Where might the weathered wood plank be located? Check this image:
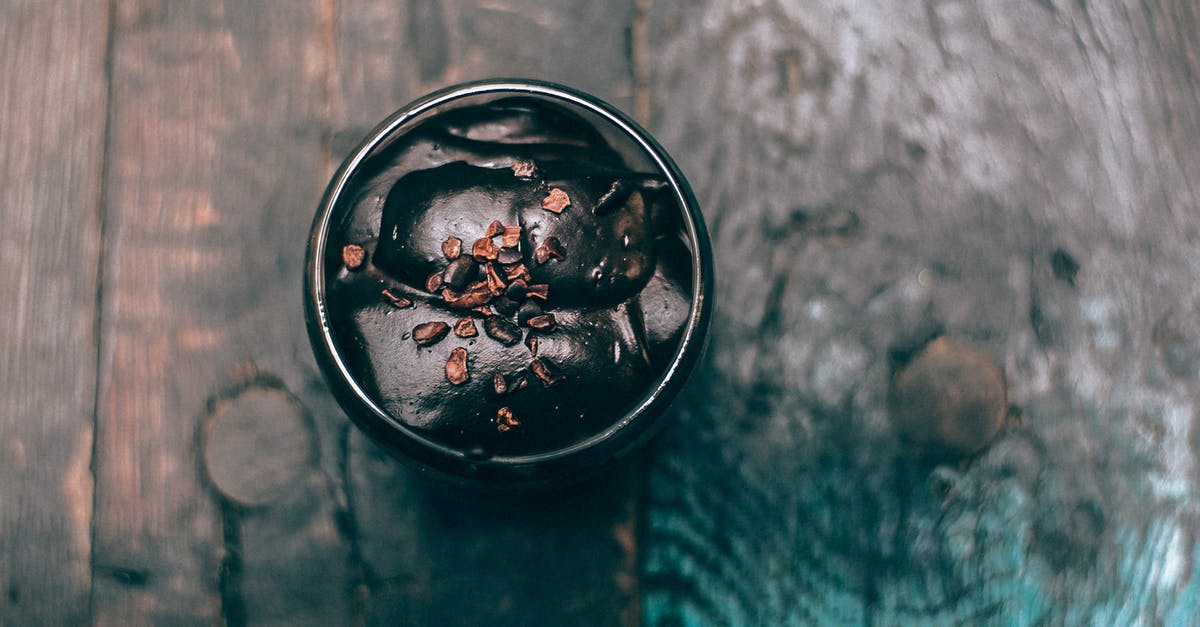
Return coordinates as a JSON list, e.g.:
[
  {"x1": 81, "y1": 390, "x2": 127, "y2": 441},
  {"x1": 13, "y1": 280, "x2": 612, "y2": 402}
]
[
  {"x1": 94, "y1": 1, "x2": 352, "y2": 624},
  {"x1": 0, "y1": 1, "x2": 108, "y2": 624},
  {"x1": 332, "y1": 2, "x2": 641, "y2": 624},
  {"x1": 639, "y1": 0, "x2": 1200, "y2": 624}
]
